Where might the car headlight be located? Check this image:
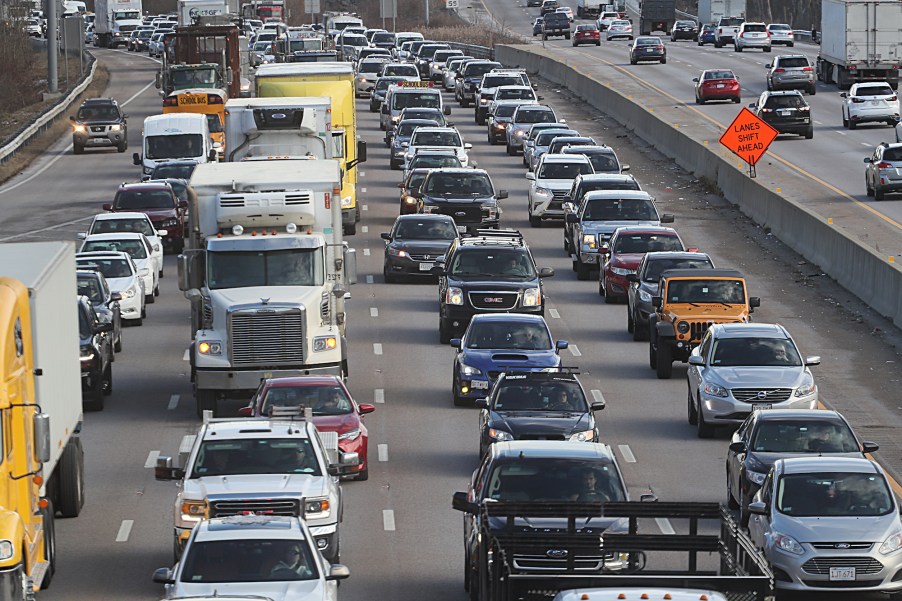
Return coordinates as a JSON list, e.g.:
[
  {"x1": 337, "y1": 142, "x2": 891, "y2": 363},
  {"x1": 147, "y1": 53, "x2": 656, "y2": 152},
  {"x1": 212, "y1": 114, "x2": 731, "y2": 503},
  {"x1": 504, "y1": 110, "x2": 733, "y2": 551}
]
[
  {"x1": 488, "y1": 428, "x2": 514, "y2": 442},
  {"x1": 387, "y1": 247, "x2": 409, "y2": 257},
  {"x1": 338, "y1": 428, "x2": 361, "y2": 441},
  {"x1": 515, "y1": 129, "x2": 526, "y2": 137},
  {"x1": 745, "y1": 470, "x2": 767, "y2": 485},
  {"x1": 161, "y1": 218, "x2": 178, "y2": 228},
  {"x1": 109, "y1": 124, "x2": 121, "y2": 131},
  {"x1": 73, "y1": 124, "x2": 87, "y2": 133},
  {"x1": 703, "y1": 382, "x2": 728, "y2": 398},
  {"x1": 522, "y1": 288, "x2": 541, "y2": 307},
  {"x1": 534, "y1": 187, "x2": 553, "y2": 198},
  {"x1": 459, "y1": 362, "x2": 481, "y2": 376},
  {"x1": 611, "y1": 267, "x2": 633, "y2": 276},
  {"x1": 313, "y1": 335, "x2": 338, "y2": 352},
  {"x1": 638, "y1": 289, "x2": 652, "y2": 302},
  {"x1": 305, "y1": 497, "x2": 331, "y2": 518},
  {"x1": 139, "y1": 268, "x2": 150, "y2": 276},
  {"x1": 0, "y1": 540, "x2": 13, "y2": 561},
  {"x1": 403, "y1": 195, "x2": 417, "y2": 205},
  {"x1": 359, "y1": 77, "x2": 368, "y2": 83},
  {"x1": 391, "y1": 115, "x2": 401, "y2": 122},
  {"x1": 880, "y1": 529, "x2": 902, "y2": 555},
  {"x1": 180, "y1": 500, "x2": 206, "y2": 520},
  {"x1": 773, "y1": 531, "x2": 804, "y2": 555},
  {"x1": 582, "y1": 234, "x2": 597, "y2": 249},
  {"x1": 341, "y1": 195, "x2": 353, "y2": 208},
  {"x1": 446, "y1": 287, "x2": 464, "y2": 305},
  {"x1": 197, "y1": 341, "x2": 222, "y2": 355},
  {"x1": 122, "y1": 284, "x2": 137, "y2": 299},
  {"x1": 480, "y1": 98, "x2": 488, "y2": 105},
  {"x1": 569, "y1": 430, "x2": 595, "y2": 442},
  {"x1": 794, "y1": 374, "x2": 816, "y2": 397}
]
